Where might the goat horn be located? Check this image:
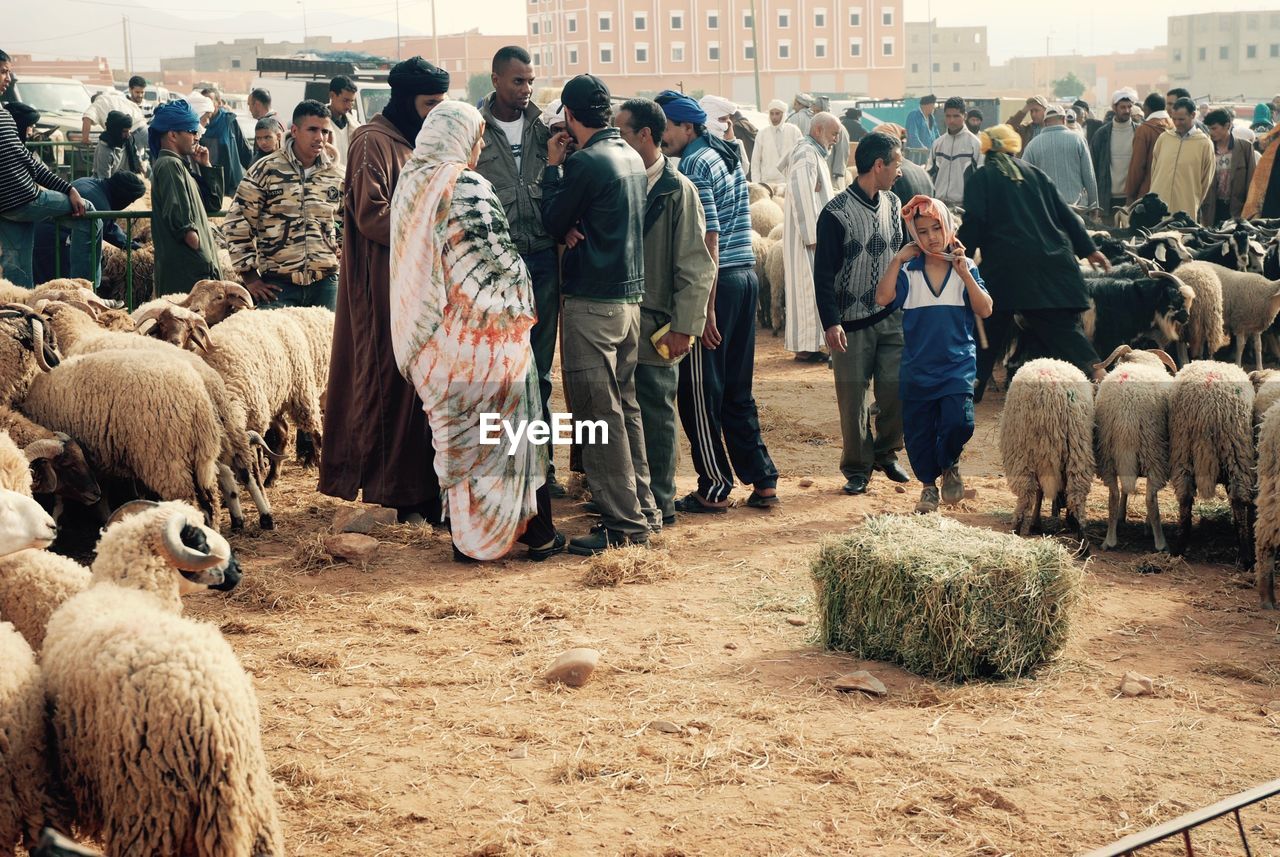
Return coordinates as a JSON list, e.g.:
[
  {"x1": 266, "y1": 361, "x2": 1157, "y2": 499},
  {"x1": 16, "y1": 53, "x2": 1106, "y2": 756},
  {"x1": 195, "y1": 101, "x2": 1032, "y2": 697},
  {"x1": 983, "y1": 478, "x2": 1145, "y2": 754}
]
[
  {"x1": 248, "y1": 430, "x2": 287, "y2": 461},
  {"x1": 23, "y1": 438, "x2": 64, "y2": 461},
  {"x1": 159, "y1": 513, "x2": 229, "y2": 572},
  {"x1": 106, "y1": 499, "x2": 160, "y2": 526},
  {"x1": 1094, "y1": 344, "x2": 1132, "y2": 372},
  {"x1": 1146, "y1": 349, "x2": 1179, "y2": 376}
]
